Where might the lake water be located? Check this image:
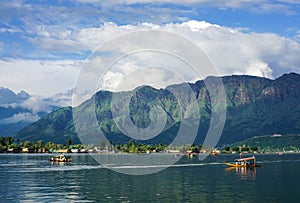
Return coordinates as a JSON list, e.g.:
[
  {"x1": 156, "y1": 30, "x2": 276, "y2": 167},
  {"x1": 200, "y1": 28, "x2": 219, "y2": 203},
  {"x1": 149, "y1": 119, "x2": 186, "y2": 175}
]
[{"x1": 0, "y1": 153, "x2": 299, "y2": 202}]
